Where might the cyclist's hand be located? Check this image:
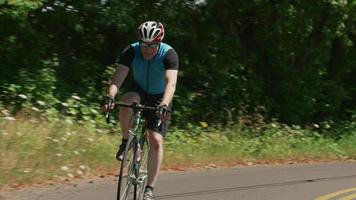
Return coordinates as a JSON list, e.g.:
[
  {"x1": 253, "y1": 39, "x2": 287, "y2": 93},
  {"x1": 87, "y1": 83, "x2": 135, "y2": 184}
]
[
  {"x1": 101, "y1": 95, "x2": 115, "y2": 112},
  {"x1": 157, "y1": 103, "x2": 170, "y2": 121}
]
